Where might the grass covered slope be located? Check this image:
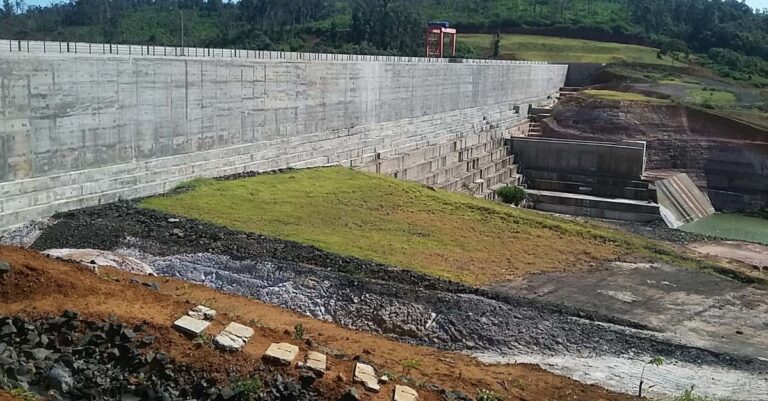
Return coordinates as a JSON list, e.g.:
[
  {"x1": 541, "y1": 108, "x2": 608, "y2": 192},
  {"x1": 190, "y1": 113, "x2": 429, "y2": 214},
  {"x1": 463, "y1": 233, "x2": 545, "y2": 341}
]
[
  {"x1": 457, "y1": 34, "x2": 681, "y2": 65},
  {"x1": 583, "y1": 90, "x2": 672, "y2": 104},
  {"x1": 142, "y1": 167, "x2": 679, "y2": 285}
]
